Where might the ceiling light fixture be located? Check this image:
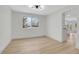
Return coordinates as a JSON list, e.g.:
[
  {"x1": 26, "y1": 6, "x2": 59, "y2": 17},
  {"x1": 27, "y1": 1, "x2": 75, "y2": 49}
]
[{"x1": 28, "y1": 5, "x2": 45, "y2": 11}]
